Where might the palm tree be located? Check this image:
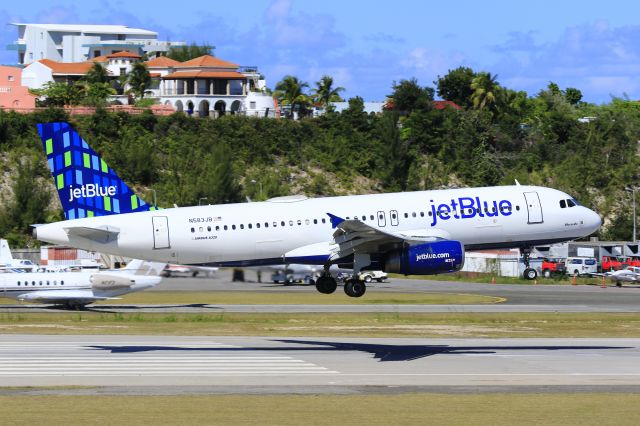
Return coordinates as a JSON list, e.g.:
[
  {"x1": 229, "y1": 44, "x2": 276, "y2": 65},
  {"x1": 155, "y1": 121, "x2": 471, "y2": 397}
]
[
  {"x1": 84, "y1": 62, "x2": 110, "y2": 84},
  {"x1": 274, "y1": 75, "x2": 310, "y2": 118},
  {"x1": 470, "y1": 72, "x2": 500, "y2": 110},
  {"x1": 312, "y1": 75, "x2": 345, "y2": 108},
  {"x1": 127, "y1": 62, "x2": 152, "y2": 100}
]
